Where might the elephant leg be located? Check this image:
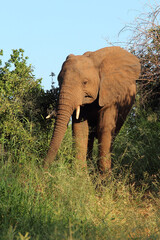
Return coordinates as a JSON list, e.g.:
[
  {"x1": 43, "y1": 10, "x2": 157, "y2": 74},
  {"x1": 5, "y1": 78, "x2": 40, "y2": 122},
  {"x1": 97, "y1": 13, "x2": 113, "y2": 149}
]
[
  {"x1": 97, "y1": 106, "x2": 117, "y2": 174},
  {"x1": 72, "y1": 116, "x2": 89, "y2": 169}
]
